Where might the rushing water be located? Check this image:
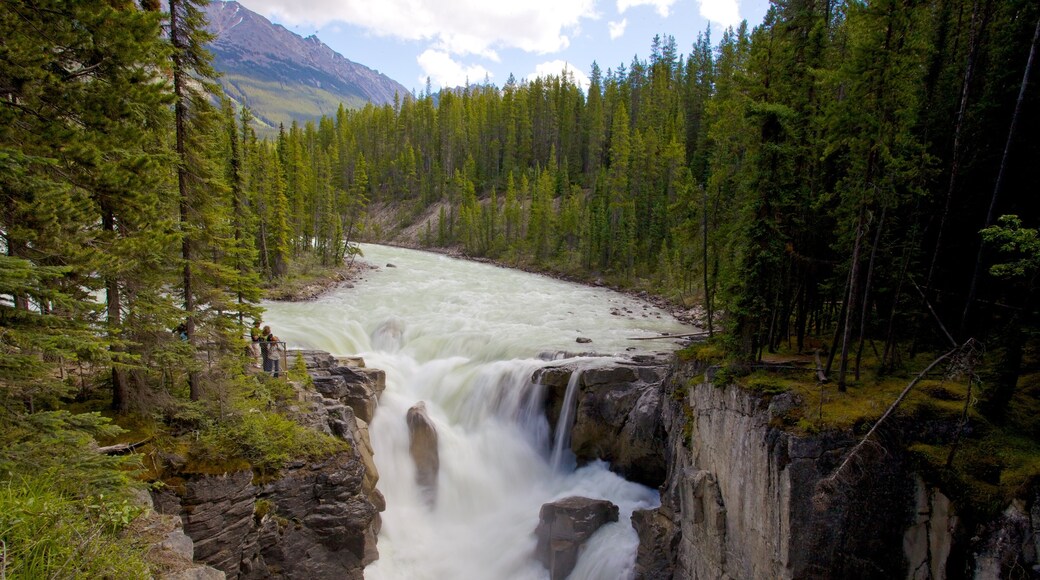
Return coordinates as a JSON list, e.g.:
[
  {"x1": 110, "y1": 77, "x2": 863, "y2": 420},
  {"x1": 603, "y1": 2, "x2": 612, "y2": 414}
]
[{"x1": 261, "y1": 244, "x2": 694, "y2": 580}]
